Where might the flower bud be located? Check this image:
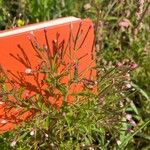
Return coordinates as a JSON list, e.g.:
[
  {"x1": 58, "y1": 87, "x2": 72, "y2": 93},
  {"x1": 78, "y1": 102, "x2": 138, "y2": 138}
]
[
  {"x1": 30, "y1": 130, "x2": 35, "y2": 136},
  {"x1": 25, "y1": 68, "x2": 32, "y2": 74},
  {"x1": 10, "y1": 141, "x2": 16, "y2": 147},
  {"x1": 126, "y1": 114, "x2": 132, "y2": 121},
  {"x1": 1, "y1": 119, "x2": 7, "y2": 124}
]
